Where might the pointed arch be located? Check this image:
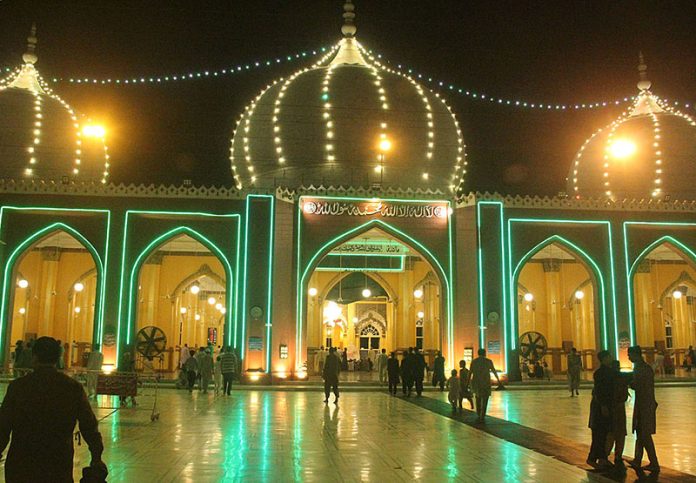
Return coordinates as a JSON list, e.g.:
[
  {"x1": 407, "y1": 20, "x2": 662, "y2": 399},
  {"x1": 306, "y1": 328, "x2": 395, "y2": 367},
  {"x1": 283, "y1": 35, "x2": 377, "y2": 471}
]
[
  {"x1": 627, "y1": 235, "x2": 696, "y2": 343},
  {"x1": 0, "y1": 223, "x2": 105, "y2": 356},
  {"x1": 510, "y1": 235, "x2": 608, "y2": 351},
  {"x1": 124, "y1": 227, "x2": 234, "y2": 356},
  {"x1": 168, "y1": 264, "x2": 226, "y2": 300},
  {"x1": 297, "y1": 218, "x2": 452, "y2": 367},
  {"x1": 318, "y1": 270, "x2": 398, "y2": 303}
]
